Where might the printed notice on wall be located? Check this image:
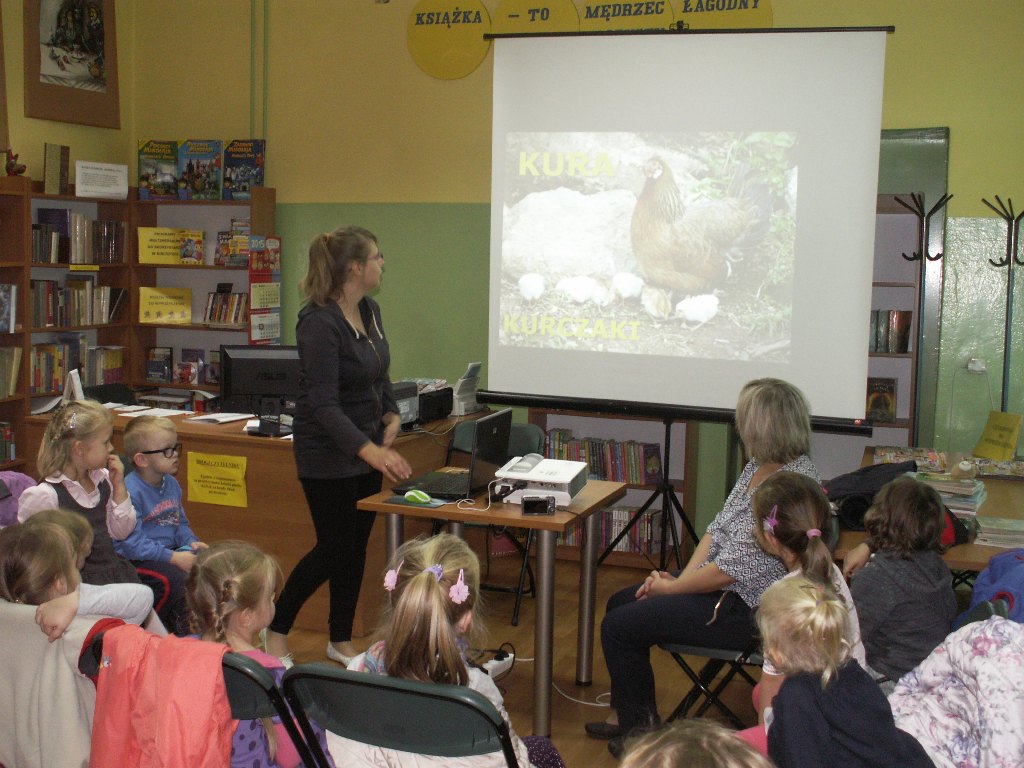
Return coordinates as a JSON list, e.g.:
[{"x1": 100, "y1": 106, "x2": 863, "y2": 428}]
[{"x1": 187, "y1": 451, "x2": 248, "y2": 507}]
